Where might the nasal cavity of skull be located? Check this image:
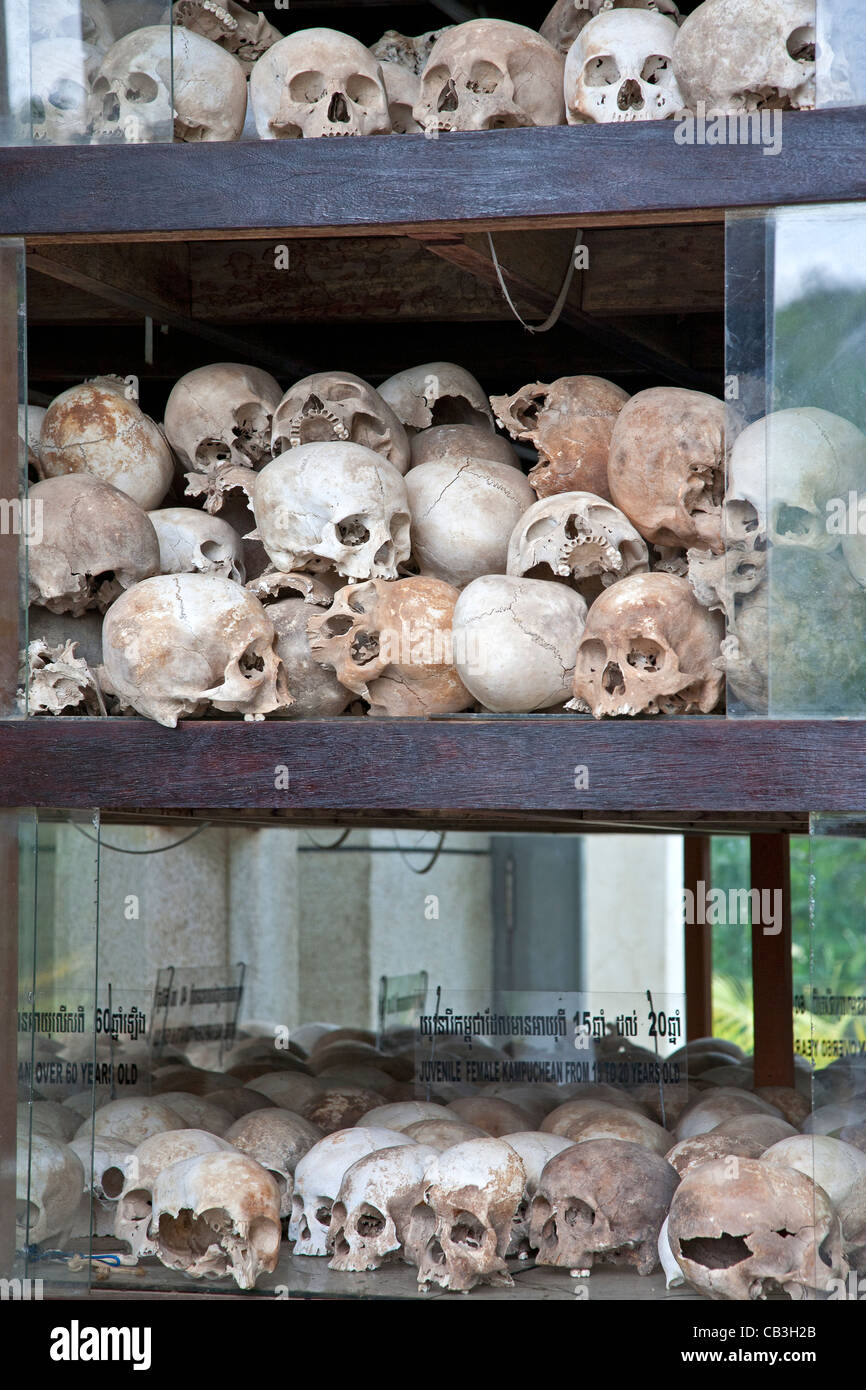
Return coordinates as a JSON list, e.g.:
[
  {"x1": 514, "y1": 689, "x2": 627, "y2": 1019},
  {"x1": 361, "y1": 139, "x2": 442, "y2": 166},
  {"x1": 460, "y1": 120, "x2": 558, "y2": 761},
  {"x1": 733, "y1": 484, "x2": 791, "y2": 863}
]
[
  {"x1": 196, "y1": 437, "x2": 232, "y2": 468},
  {"x1": 125, "y1": 73, "x2": 159, "y2": 104},
  {"x1": 603, "y1": 661, "x2": 625, "y2": 696},
  {"x1": 328, "y1": 92, "x2": 350, "y2": 124},
  {"x1": 451, "y1": 1213, "x2": 485, "y2": 1249},
  {"x1": 239, "y1": 644, "x2": 265, "y2": 676},
  {"x1": 585, "y1": 55, "x2": 621, "y2": 90},
  {"x1": 775, "y1": 505, "x2": 815, "y2": 538},
  {"x1": 617, "y1": 80, "x2": 645, "y2": 112},
  {"x1": 337, "y1": 517, "x2": 370, "y2": 548},
  {"x1": 29, "y1": 98, "x2": 47, "y2": 123},
  {"x1": 96, "y1": 83, "x2": 120, "y2": 123},
  {"x1": 679, "y1": 1233, "x2": 751, "y2": 1268},
  {"x1": 437, "y1": 79, "x2": 459, "y2": 114},
  {"x1": 467, "y1": 61, "x2": 502, "y2": 94},
  {"x1": 357, "y1": 1206, "x2": 386, "y2": 1237},
  {"x1": 787, "y1": 26, "x2": 816, "y2": 63},
  {"x1": 289, "y1": 71, "x2": 325, "y2": 104},
  {"x1": 627, "y1": 639, "x2": 662, "y2": 672}
]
